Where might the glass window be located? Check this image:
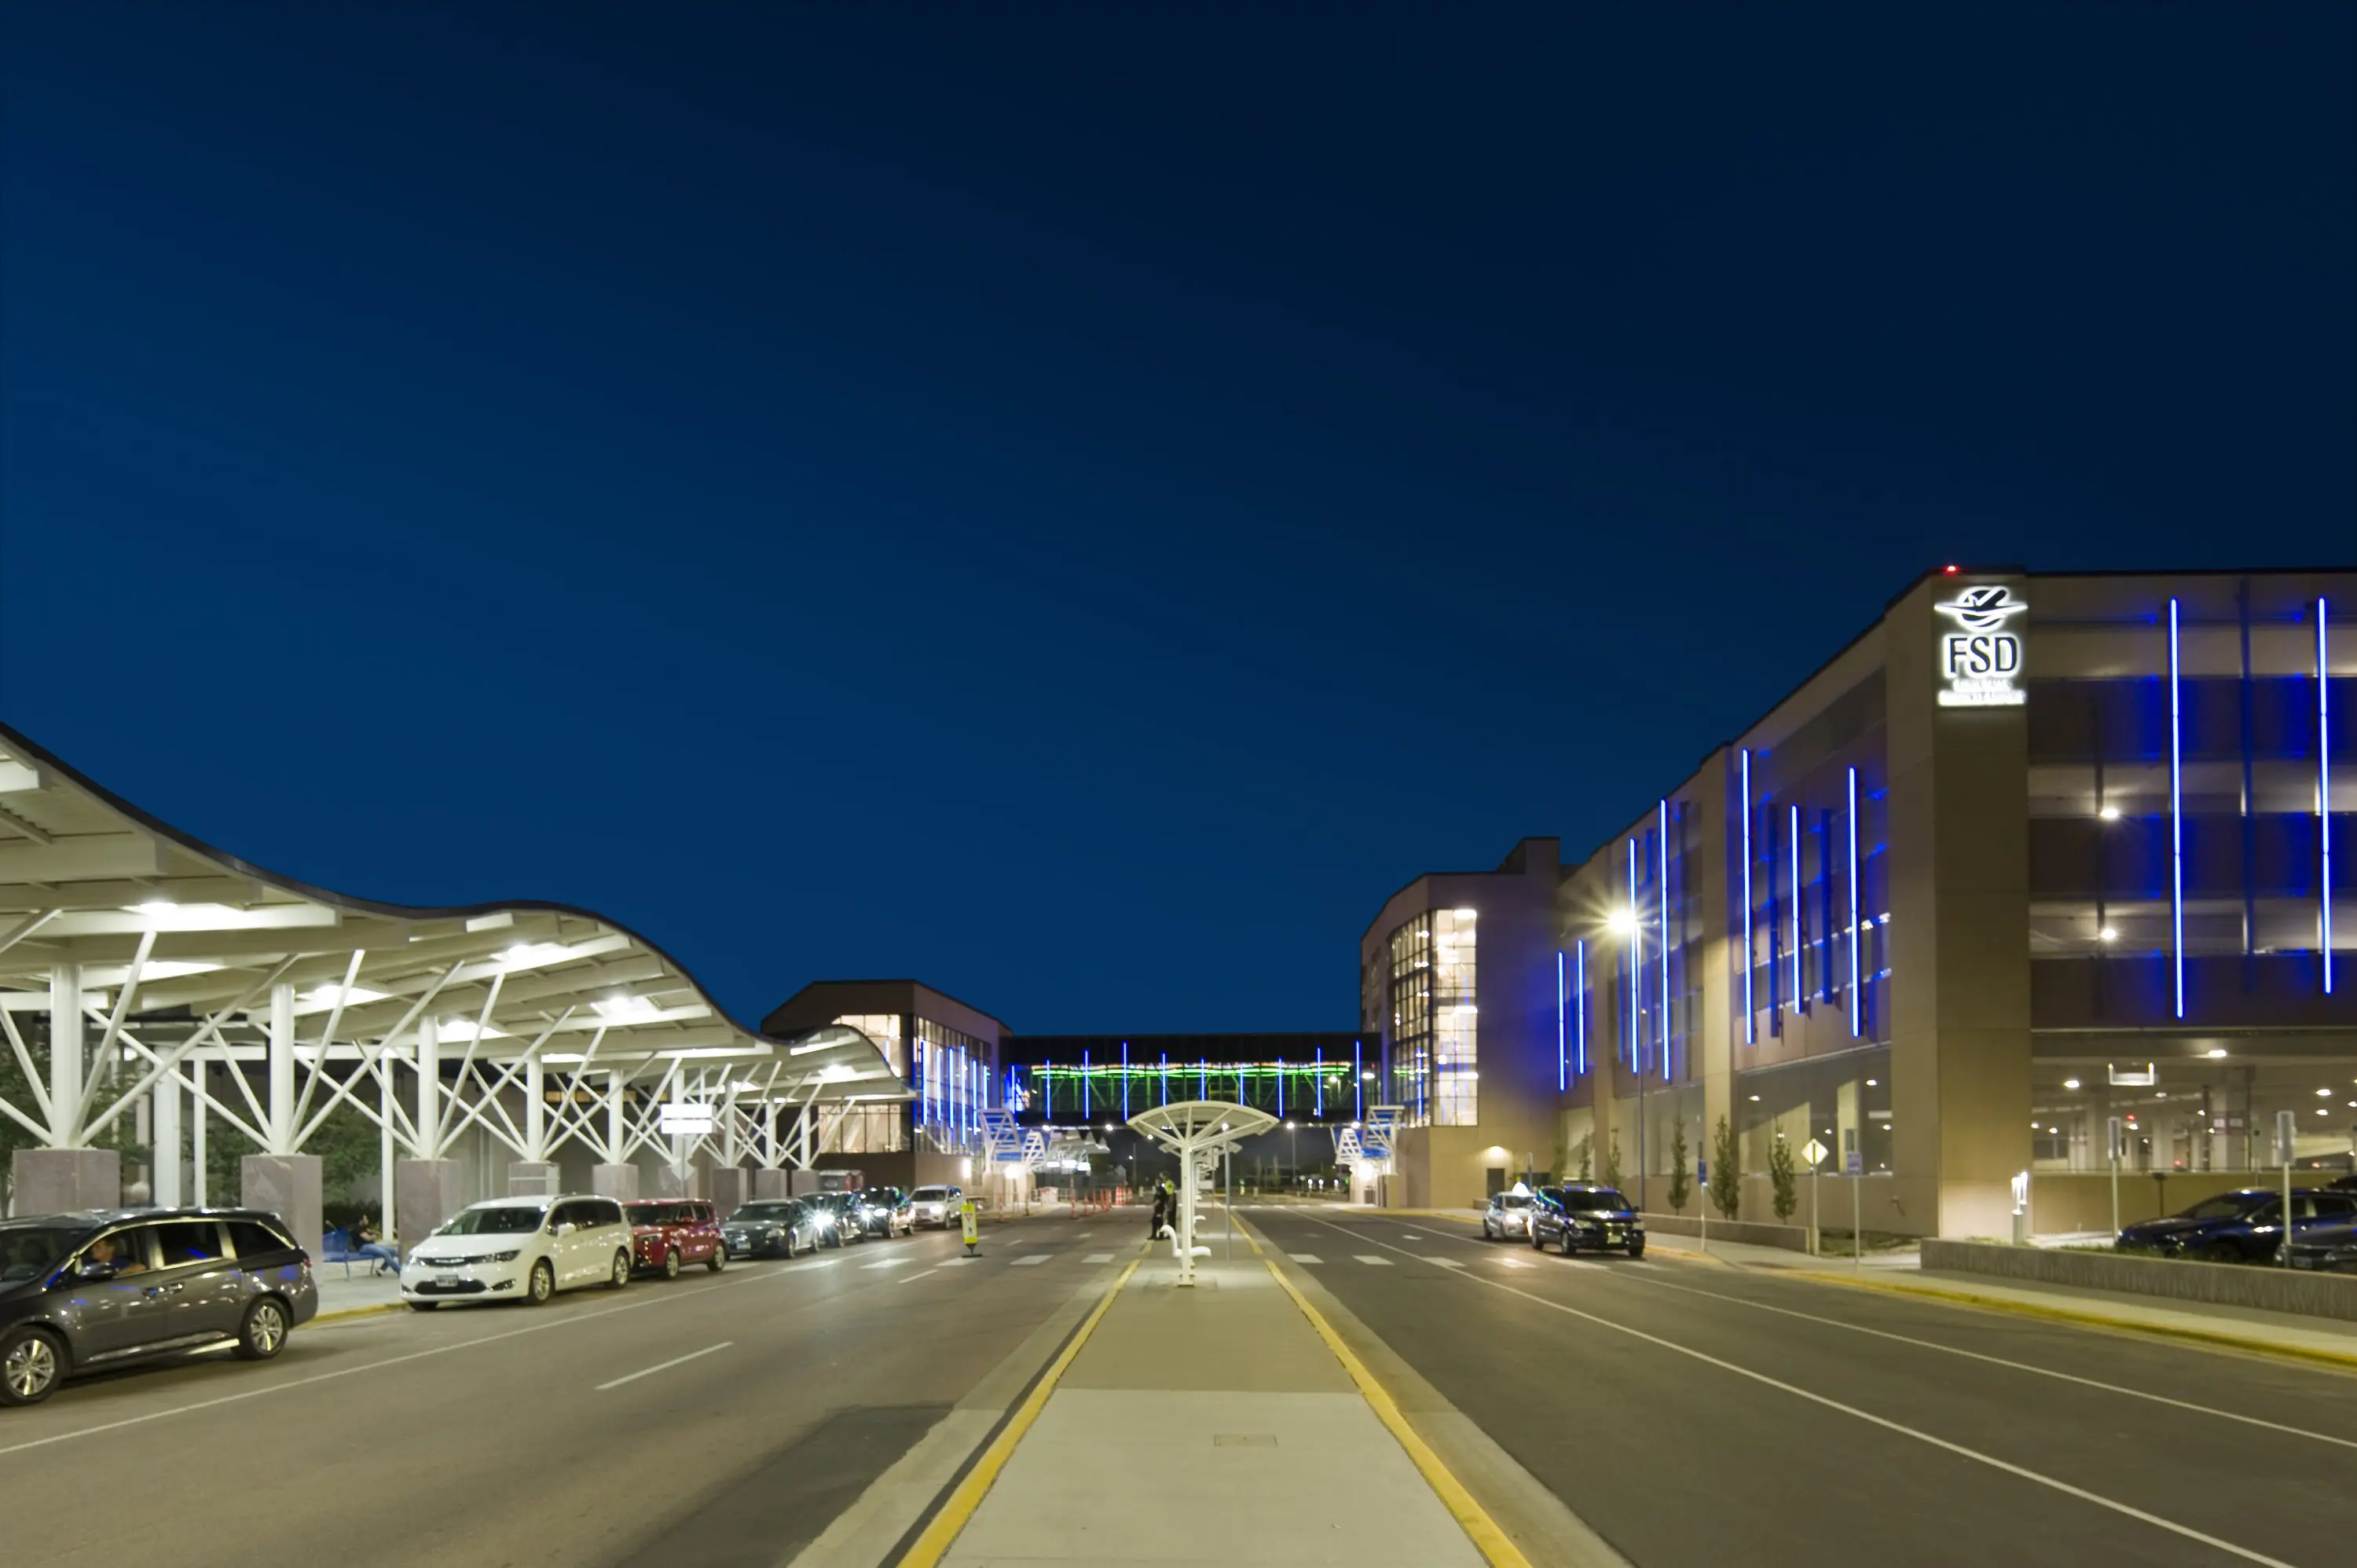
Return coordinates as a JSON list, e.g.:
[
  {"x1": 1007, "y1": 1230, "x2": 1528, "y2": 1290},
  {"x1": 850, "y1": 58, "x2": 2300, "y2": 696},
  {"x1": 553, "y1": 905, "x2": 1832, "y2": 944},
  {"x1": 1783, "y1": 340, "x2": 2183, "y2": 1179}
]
[
  {"x1": 151, "y1": 1222, "x2": 225, "y2": 1267},
  {"x1": 438, "y1": 1204, "x2": 547, "y2": 1236},
  {"x1": 0, "y1": 1225, "x2": 82, "y2": 1284},
  {"x1": 226, "y1": 1220, "x2": 294, "y2": 1260}
]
